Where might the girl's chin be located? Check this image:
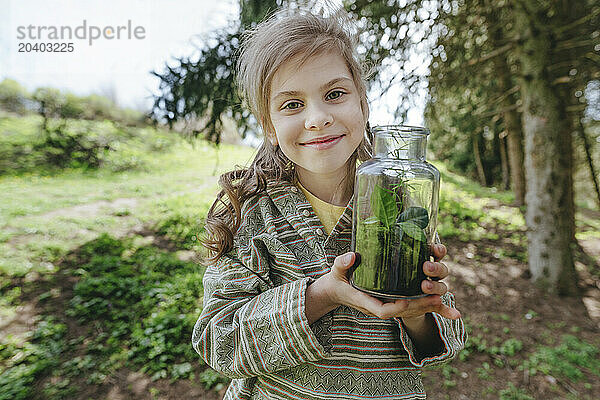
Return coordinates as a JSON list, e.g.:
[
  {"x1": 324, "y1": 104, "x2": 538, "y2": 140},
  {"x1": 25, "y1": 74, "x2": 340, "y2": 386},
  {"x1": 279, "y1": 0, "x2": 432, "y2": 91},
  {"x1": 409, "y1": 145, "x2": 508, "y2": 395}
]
[{"x1": 296, "y1": 159, "x2": 353, "y2": 176}]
